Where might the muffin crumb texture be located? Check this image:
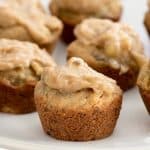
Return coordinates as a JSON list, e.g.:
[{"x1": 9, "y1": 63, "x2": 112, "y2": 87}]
[
  {"x1": 0, "y1": 0, "x2": 63, "y2": 52},
  {"x1": 35, "y1": 57, "x2": 122, "y2": 141},
  {"x1": 0, "y1": 39, "x2": 55, "y2": 114},
  {"x1": 67, "y1": 18, "x2": 144, "y2": 90},
  {"x1": 50, "y1": 0, "x2": 122, "y2": 25},
  {"x1": 137, "y1": 61, "x2": 150, "y2": 114},
  {"x1": 50, "y1": 0, "x2": 122, "y2": 43},
  {"x1": 144, "y1": 0, "x2": 150, "y2": 34}
]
